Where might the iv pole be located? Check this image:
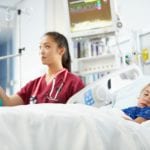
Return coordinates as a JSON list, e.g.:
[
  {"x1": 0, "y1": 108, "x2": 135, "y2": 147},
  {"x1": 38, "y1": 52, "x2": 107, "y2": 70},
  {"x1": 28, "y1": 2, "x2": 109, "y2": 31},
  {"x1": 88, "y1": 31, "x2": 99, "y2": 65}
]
[
  {"x1": 0, "y1": 49, "x2": 25, "y2": 61},
  {"x1": 0, "y1": 7, "x2": 25, "y2": 90},
  {"x1": 17, "y1": 9, "x2": 24, "y2": 88}
]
